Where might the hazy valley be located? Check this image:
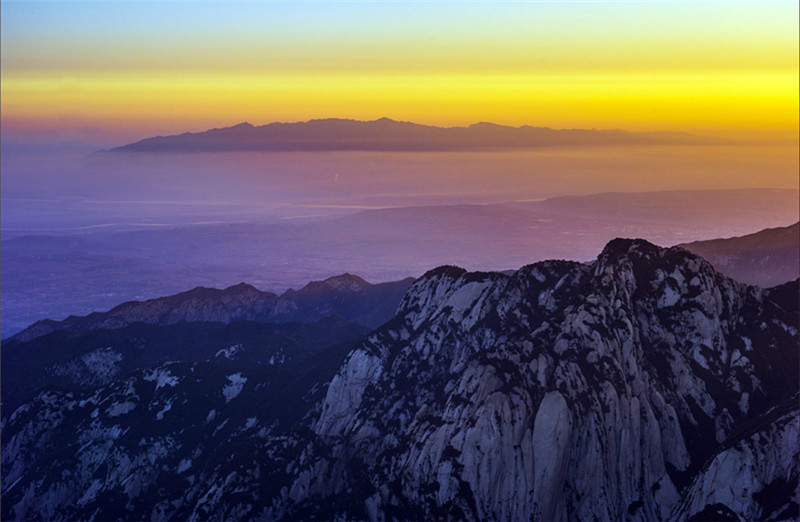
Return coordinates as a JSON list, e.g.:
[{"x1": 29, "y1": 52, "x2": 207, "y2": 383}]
[{"x1": 3, "y1": 188, "x2": 797, "y2": 339}]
